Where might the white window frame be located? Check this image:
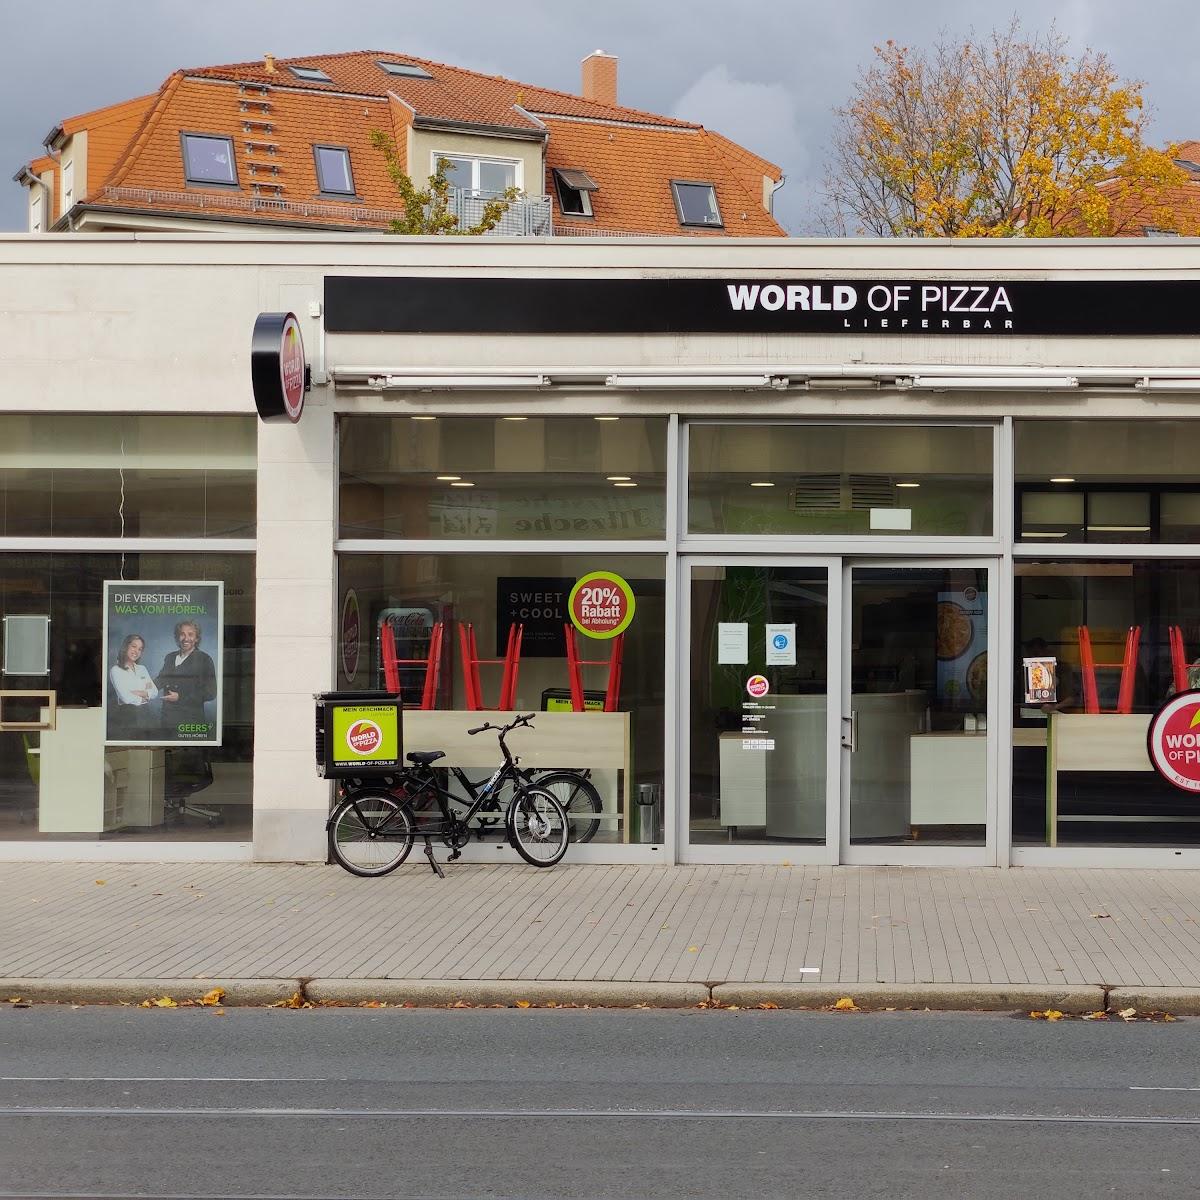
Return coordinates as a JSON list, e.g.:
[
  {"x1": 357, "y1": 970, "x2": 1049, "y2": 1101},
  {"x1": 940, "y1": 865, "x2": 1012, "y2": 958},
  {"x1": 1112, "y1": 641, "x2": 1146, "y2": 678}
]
[
  {"x1": 432, "y1": 151, "x2": 522, "y2": 197},
  {"x1": 30, "y1": 189, "x2": 42, "y2": 233},
  {"x1": 61, "y1": 160, "x2": 74, "y2": 211}
]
